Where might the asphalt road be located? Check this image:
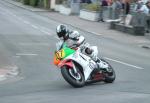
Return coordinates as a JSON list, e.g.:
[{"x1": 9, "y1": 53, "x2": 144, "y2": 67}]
[{"x1": 0, "y1": 0, "x2": 150, "y2": 103}]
